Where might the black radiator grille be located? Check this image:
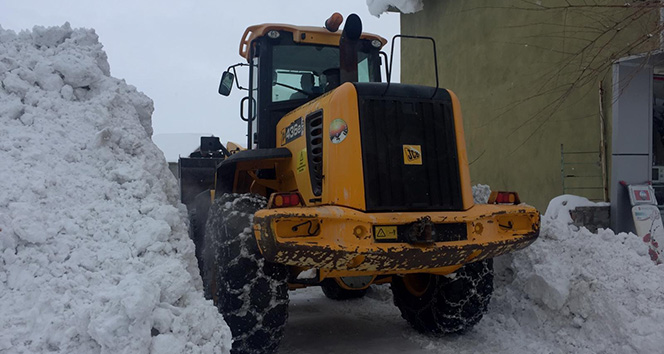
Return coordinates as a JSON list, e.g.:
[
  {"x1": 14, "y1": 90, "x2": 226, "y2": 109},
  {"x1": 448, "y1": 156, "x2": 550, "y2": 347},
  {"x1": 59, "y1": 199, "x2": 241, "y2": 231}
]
[
  {"x1": 357, "y1": 86, "x2": 463, "y2": 212},
  {"x1": 306, "y1": 110, "x2": 324, "y2": 196}
]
